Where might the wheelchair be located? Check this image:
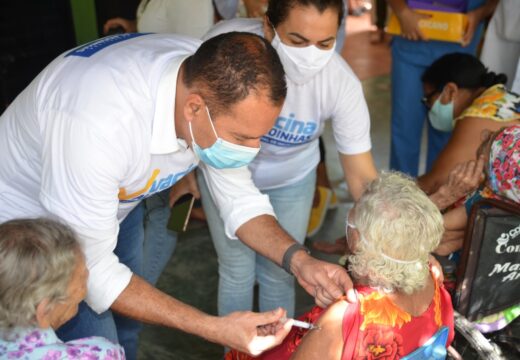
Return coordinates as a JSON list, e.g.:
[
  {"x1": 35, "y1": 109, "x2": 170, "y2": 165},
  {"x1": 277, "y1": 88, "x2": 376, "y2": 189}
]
[{"x1": 444, "y1": 198, "x2": 520, "y2": 359}]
